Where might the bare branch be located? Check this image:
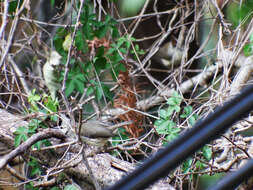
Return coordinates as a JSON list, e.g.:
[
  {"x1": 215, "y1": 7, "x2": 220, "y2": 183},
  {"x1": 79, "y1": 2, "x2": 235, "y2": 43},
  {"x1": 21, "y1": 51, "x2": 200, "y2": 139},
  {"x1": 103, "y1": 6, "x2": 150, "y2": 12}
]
[{"x1": 0, "y1": 129, "x2": 66, "y2": 170}]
